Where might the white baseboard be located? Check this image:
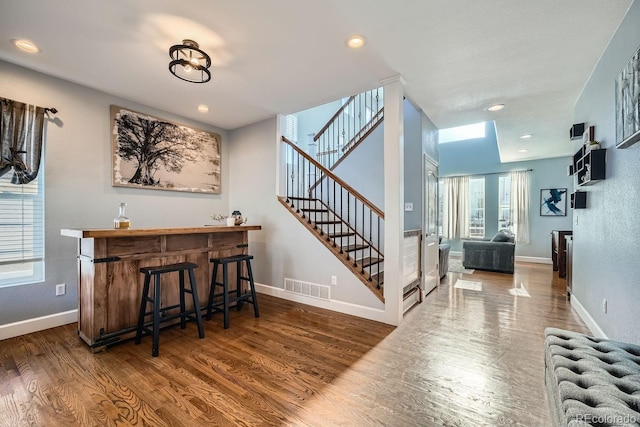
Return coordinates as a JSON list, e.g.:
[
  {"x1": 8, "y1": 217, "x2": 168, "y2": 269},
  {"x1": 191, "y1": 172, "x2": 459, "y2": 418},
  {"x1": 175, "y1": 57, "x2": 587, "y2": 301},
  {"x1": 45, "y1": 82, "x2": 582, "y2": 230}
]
[
  {"x1": 255, "y1": 283, "x2": 389, "y2": 324},
  {"x1": 450, "y1": 251, "x2": 462, "y2": 258},
  {"x1": 0, "y1": 309, "x2": 78, "y2": 341},
  {"x1": 570, "y1": 296, "x2": 607, "y2": 338},
  {"x1": 515, "y1": 256, "x2": 552, "y2": 264}
]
